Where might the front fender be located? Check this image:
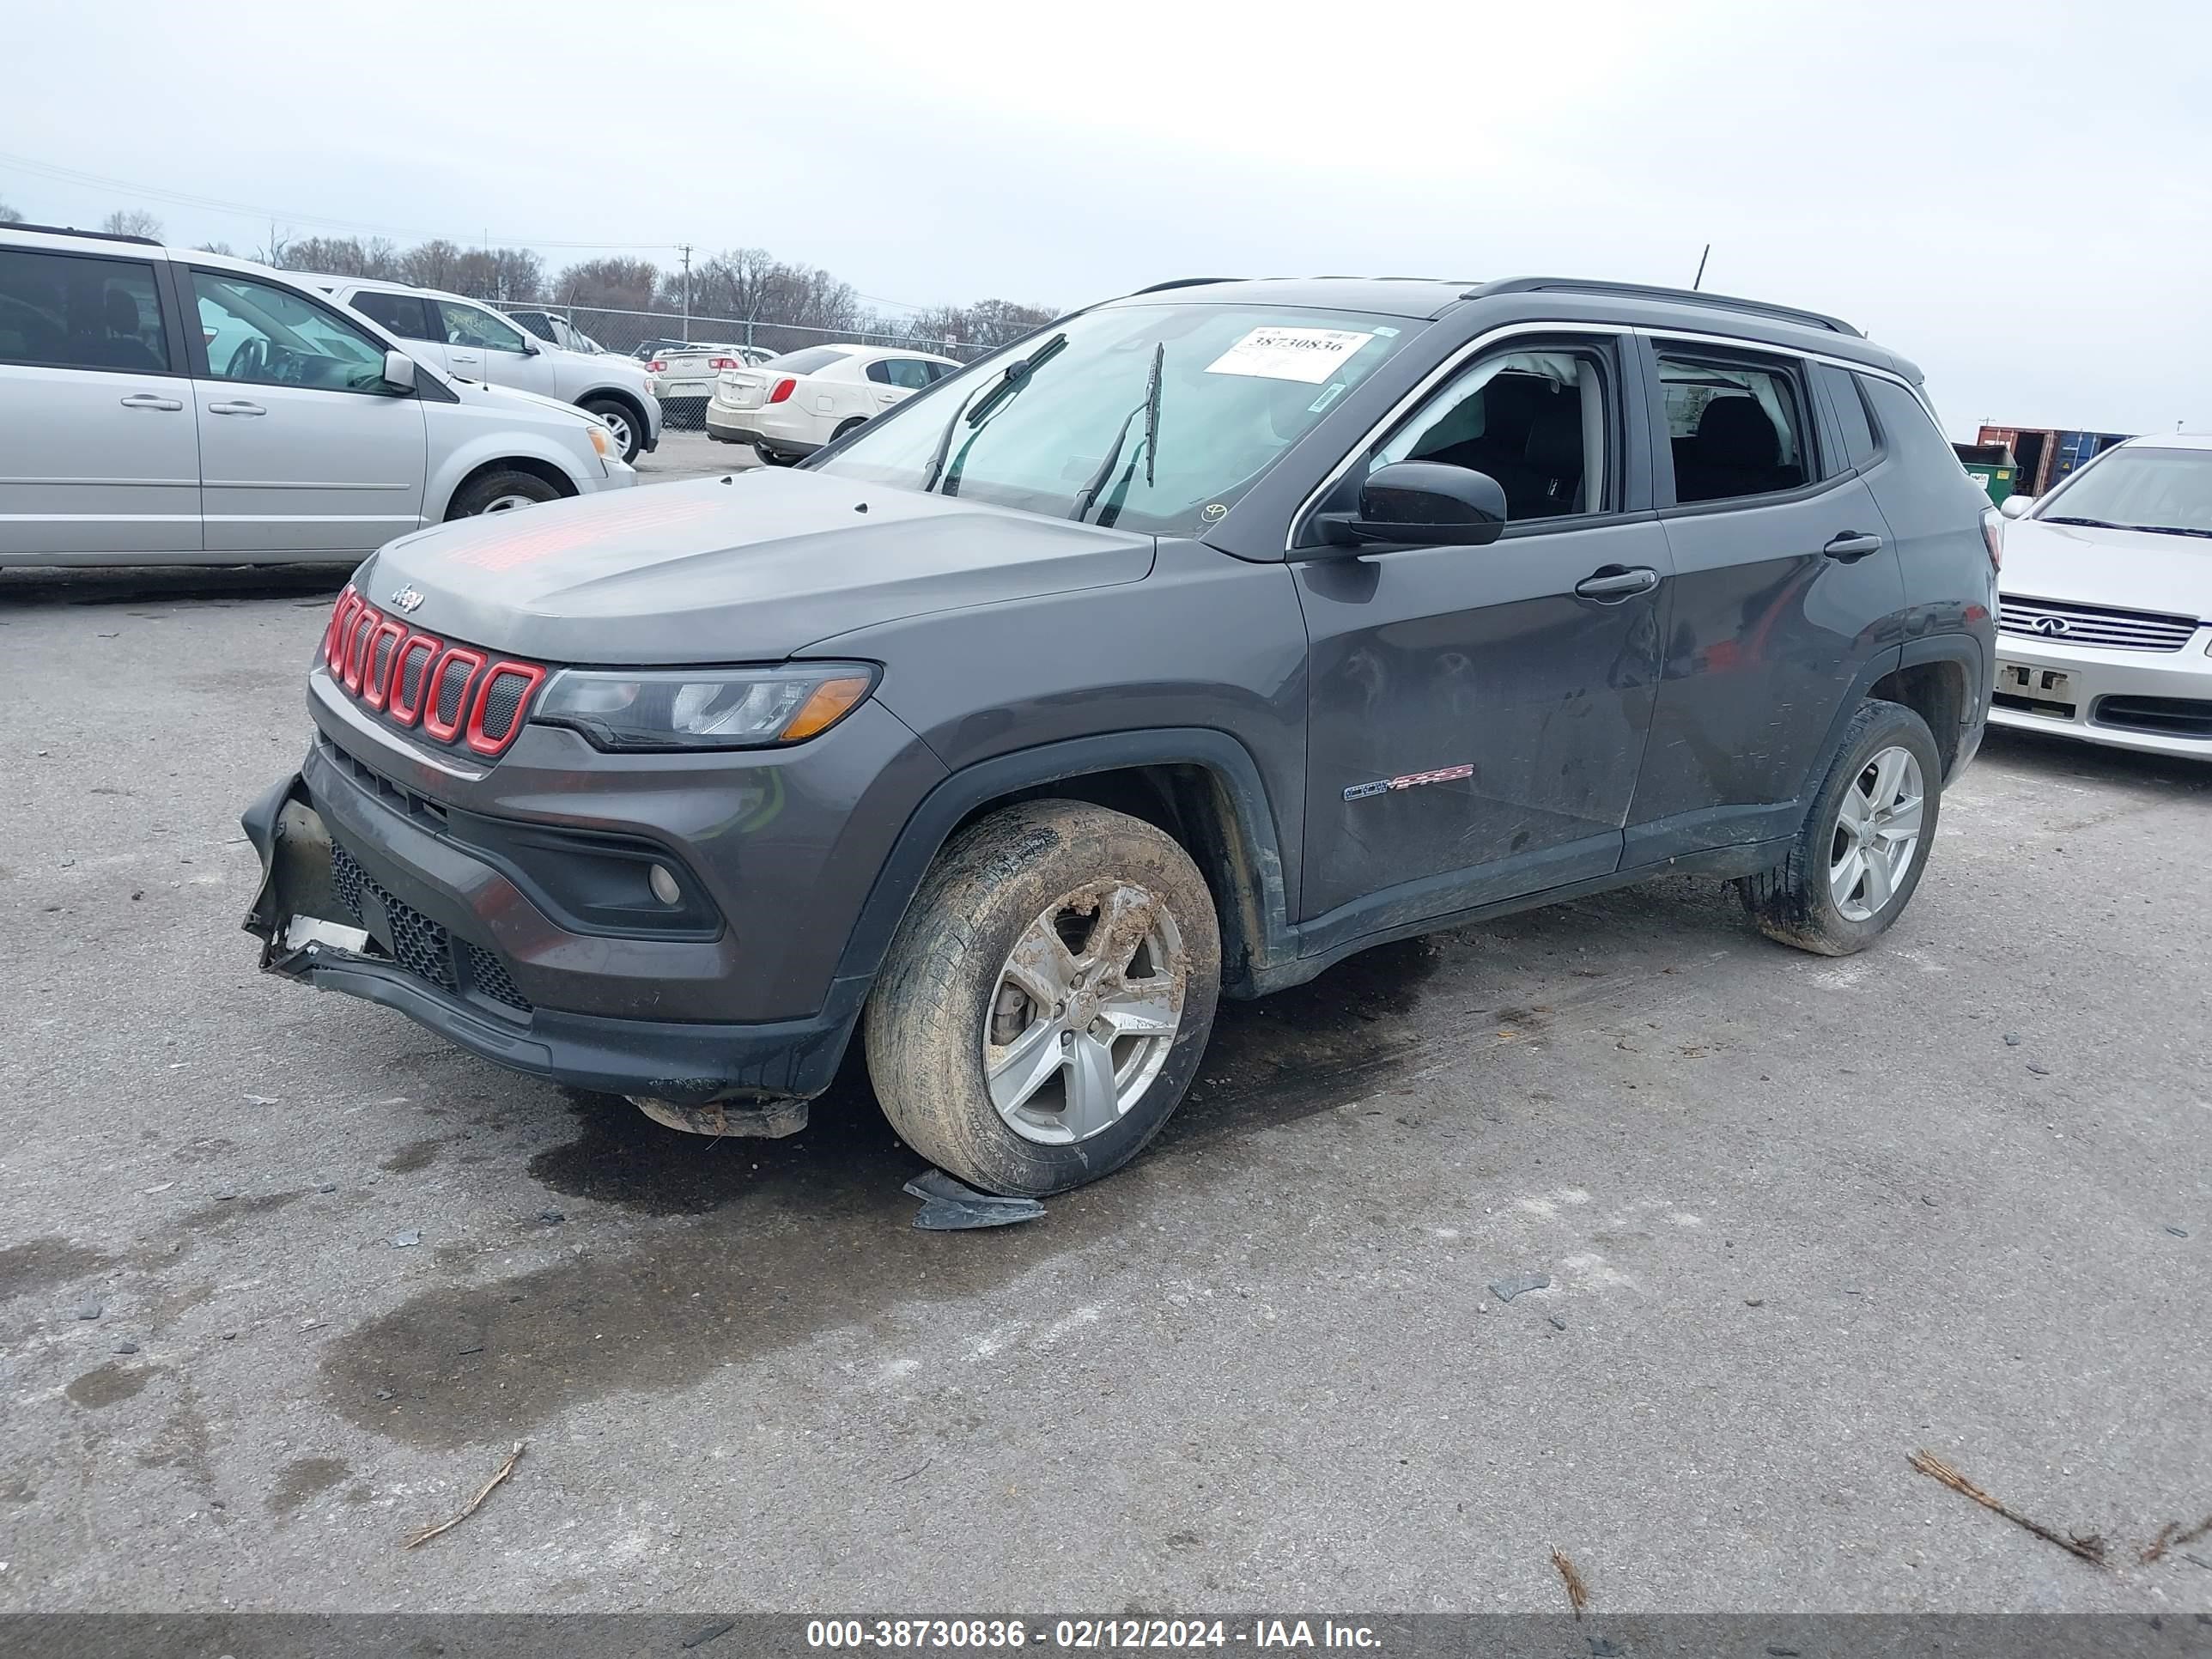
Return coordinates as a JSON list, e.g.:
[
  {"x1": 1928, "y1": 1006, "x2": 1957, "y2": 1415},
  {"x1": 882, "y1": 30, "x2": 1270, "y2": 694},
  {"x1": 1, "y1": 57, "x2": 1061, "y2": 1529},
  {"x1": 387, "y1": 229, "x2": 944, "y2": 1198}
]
[{"x1": 422, "y1": 428, "x2": 599, "y2": 519}]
